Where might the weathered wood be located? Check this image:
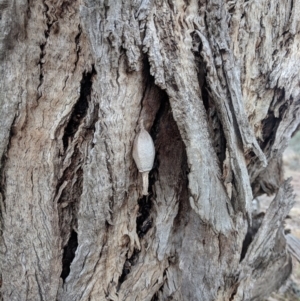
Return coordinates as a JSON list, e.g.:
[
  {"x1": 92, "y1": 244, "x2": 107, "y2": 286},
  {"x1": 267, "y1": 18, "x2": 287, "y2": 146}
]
[
  {"x1": 235, "y1": 179, "x2": 295, "y2": 301},
  {"x1": 0, "y1": 0, "x2": 299, "y2": 300},
  {"x1": 286, "y1": 234, "x2": 300, "y2": 263}
]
